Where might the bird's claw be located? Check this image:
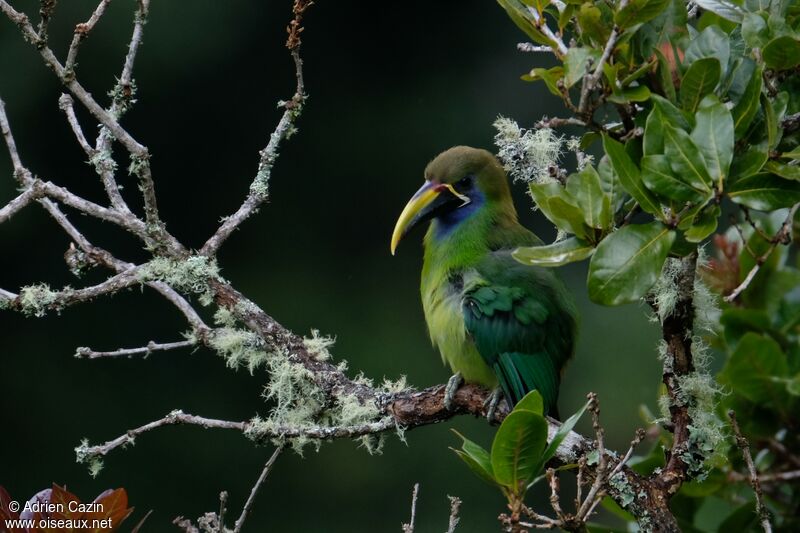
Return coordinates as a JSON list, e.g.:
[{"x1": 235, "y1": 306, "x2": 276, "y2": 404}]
[
  {"x1": 484, "y1": 388, "x2": 504, "y2": 424},
  {"x1": 444, "y1": 372, "x2": 463, "y2": 410}
]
